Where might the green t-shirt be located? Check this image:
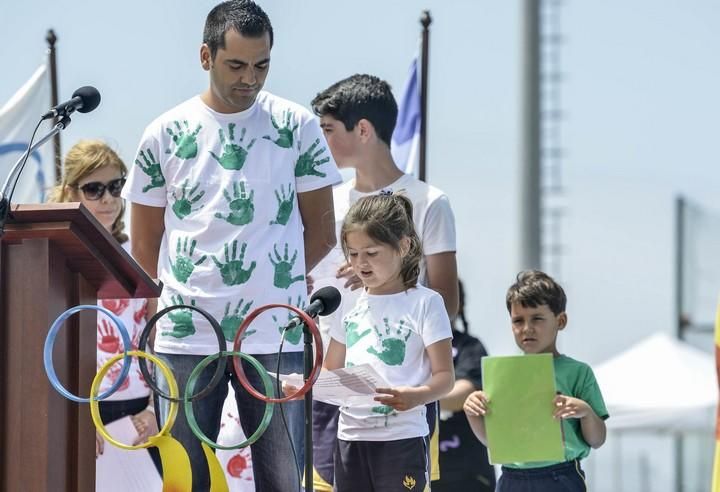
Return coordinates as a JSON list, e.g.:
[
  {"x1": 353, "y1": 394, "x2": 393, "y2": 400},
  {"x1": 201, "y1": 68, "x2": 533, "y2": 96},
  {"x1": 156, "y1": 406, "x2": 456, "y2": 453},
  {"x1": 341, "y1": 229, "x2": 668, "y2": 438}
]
[{"x1": 506, "y1": 354, "x2": 609, "y2": 469}]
